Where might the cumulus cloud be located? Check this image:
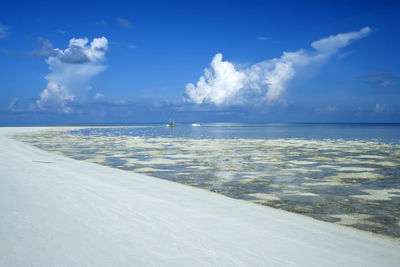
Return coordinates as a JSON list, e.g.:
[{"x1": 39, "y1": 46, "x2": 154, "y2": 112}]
[
  {"x1": 116, "y1": 18, "x2": 132, "y2": 29},
  {"x1": 34, "y1": 37, "x2": 108, "y2": 113},
  {"x1": 0, "y1": 24, "x2": 9, "y2": 39},
  {"x1": 185, "y1": 54, "x2": 247, "y2": 105},
  {"x1": 185, "y1": 27, "x2": 371, "y2": 106}
]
